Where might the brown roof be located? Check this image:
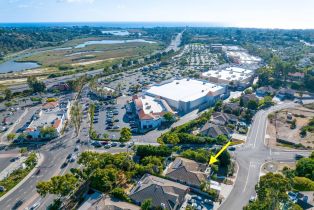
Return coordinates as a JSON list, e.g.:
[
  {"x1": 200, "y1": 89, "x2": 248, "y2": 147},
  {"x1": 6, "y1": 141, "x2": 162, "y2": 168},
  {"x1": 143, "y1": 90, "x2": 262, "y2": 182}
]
[
  {"x1": 42, "y1": 102, "x2": 59, "y2": 109},
  {"x1": 166, "y1": 157, "x2": 208, "y2": 187},
  {"x1": 130, "y1": 174, "x2": 188, "y2": 210}
]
